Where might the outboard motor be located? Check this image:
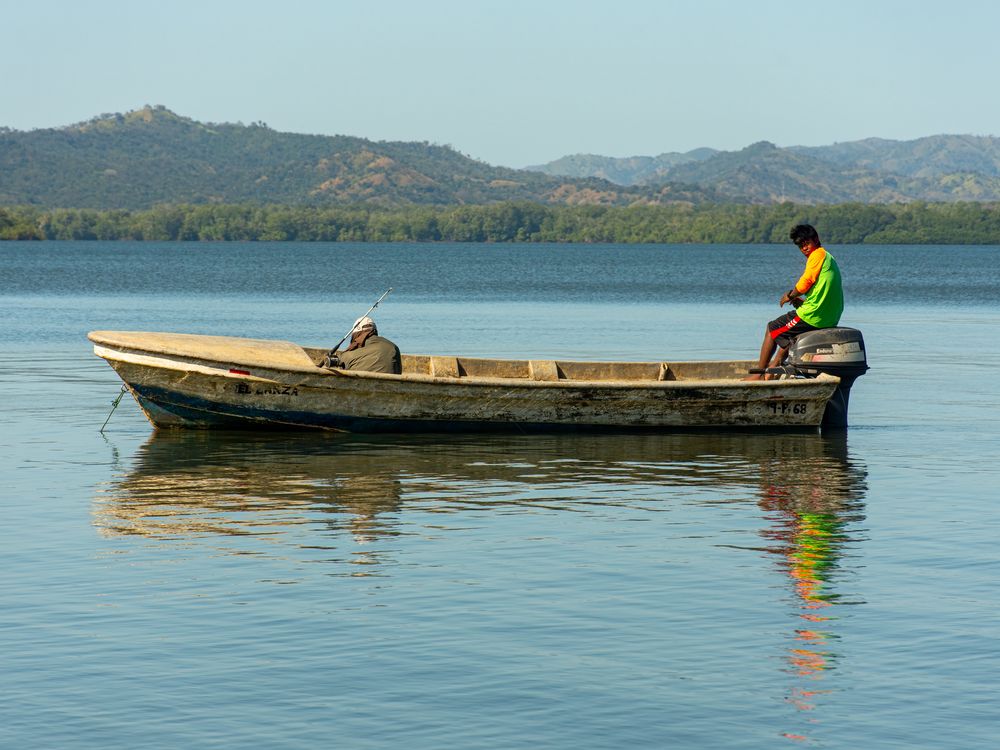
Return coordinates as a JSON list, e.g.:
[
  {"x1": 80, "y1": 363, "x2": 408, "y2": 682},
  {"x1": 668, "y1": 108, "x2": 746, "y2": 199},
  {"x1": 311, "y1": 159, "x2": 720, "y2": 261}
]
[{"x1": 786, "y1": 327, "x2": 869, "y2": 428}]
